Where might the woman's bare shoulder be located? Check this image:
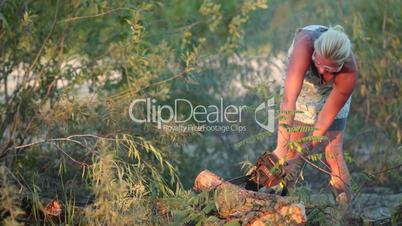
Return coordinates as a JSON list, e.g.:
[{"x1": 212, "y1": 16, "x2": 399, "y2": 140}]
[
  {"x1": 335, "y1": 54, "x2": 358, "y2": 90},
  {"x1": 293, "y1": 30, "x2": 315, "y2": 49},
  {"x1": 289, "y1": 30, "x2": 315, "y2": 65}
]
